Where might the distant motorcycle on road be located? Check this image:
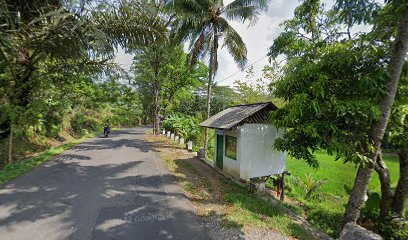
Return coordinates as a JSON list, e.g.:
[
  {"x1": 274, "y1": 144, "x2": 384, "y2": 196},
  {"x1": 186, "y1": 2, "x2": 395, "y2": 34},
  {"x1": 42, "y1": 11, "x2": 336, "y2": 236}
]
[{"x1": 103, "y1": 125, "x2": 110, "y2": 138}]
